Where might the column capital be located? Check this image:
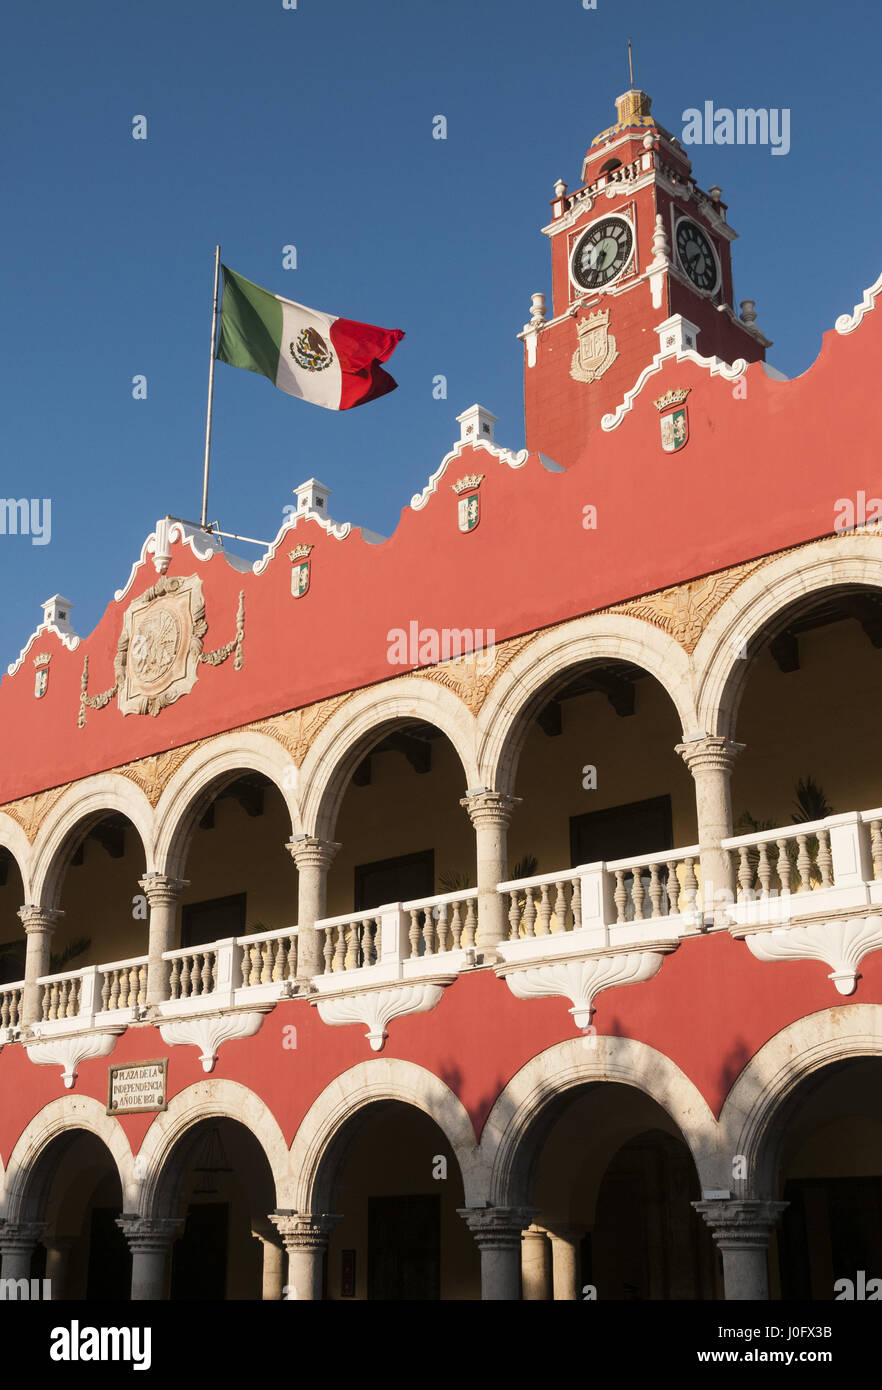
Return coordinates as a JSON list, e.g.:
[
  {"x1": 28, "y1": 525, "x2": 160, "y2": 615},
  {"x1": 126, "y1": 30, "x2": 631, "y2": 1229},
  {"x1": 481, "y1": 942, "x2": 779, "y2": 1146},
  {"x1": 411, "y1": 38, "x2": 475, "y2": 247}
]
[
  {"x1": 286, "y1": 837, "x2": 341, "y2": 872},
  {"x1": 675, "y1": 735, "x2": 745, "y2": 776},
  {"x1": 459, "y1": 790, "x2": 522, "y2": 829},
  {"x1": 692, "y1": 1197, "x2": 788, "y2": 1248},
  {"x1": 115, "y1": 1215, "x2": 183, "y2": 1253},
  {"x1": 457, "y1": 1205, "x2": 537, "y2": 1249},
  {"x1": 138, "y1": 874, "x2": 189, "y2": 907},
  {"x1": 269, "y1": 1210, "x2": 340, "y2": 1250},
  {"x1": 0, "y1": 1219, "x2": 45, "y2": 1252},
  {"x1": 17, "y1": 905, "x2": 64, "y2": 934}
]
